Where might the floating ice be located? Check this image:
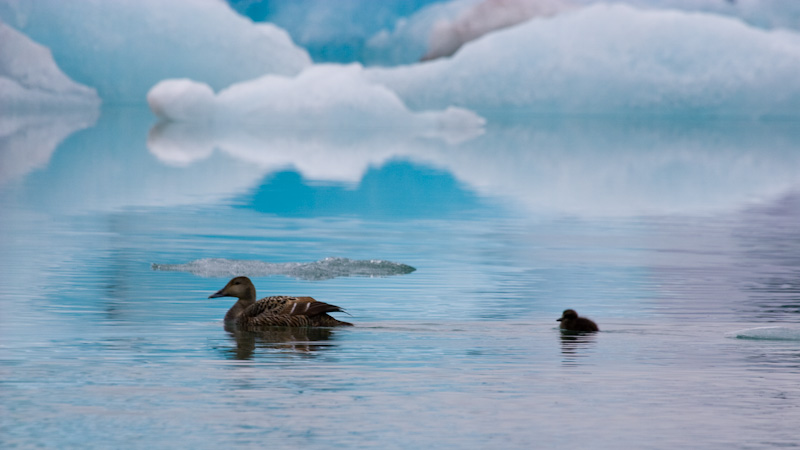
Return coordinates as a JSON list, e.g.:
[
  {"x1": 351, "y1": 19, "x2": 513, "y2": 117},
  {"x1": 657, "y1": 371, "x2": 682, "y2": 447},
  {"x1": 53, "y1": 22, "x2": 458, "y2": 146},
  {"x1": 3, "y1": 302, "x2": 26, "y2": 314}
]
[
  {"x1": 421, "y1": 0, "x2": 572, "y2": 61},
  {"x1": 367, "y1": 4, "x2": 800, "y2": 116},
  {"x1": 0, "y1": 0, "x2": 311, "y2": 104},
  {"x1": 0, "y1": 22, "x2": 99, "y2": 111},
  {"x1": 147, "y1": 64, "x2": 485, "y2": 134},
  {"x1": 152, "y1": 257, "x2": 416, "y2": 281},
  {"x1": 732, "y1": 327, "x2": 800, "y2": 341}
]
